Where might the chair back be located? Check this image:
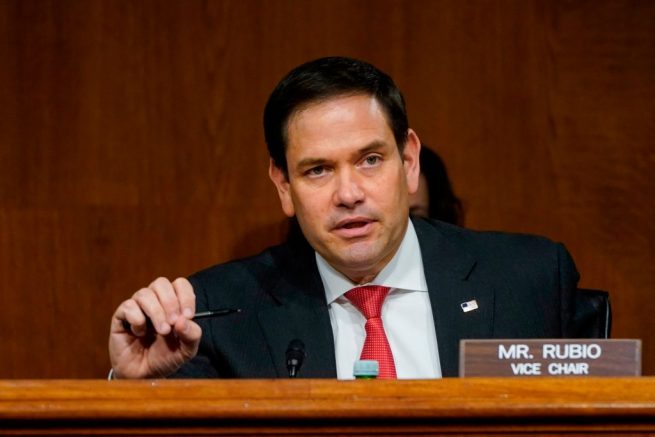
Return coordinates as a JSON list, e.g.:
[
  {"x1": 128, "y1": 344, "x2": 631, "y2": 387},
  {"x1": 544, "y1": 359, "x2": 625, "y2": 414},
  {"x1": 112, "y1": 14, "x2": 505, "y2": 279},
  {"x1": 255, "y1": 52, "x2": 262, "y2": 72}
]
[{"x1": 573, "y1": 288, "x2": 612, "y2": 338}]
